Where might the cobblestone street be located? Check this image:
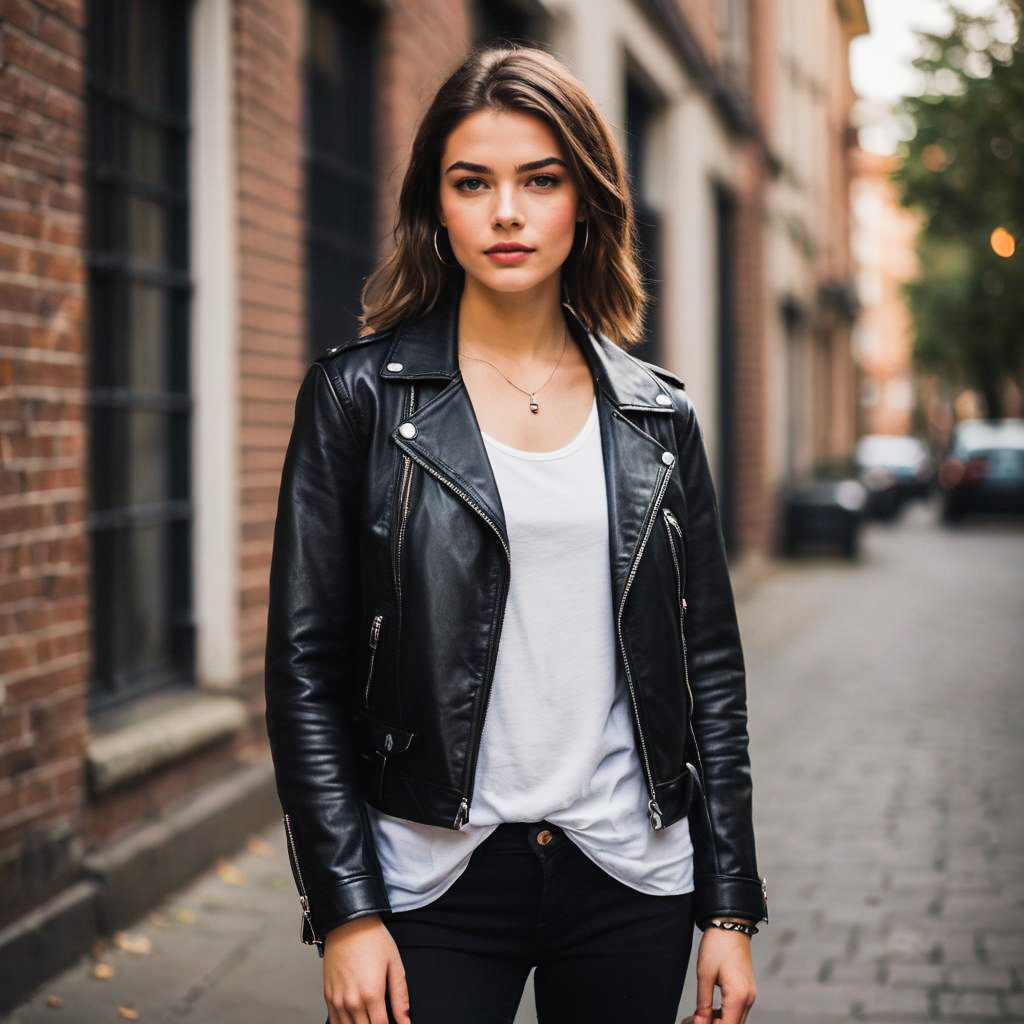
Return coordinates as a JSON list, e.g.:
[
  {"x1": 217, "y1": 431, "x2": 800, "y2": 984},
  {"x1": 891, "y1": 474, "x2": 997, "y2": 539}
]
[
  {"x1": 711, "y1": 498, "x2": 1024, "y2": 1024},
  {"x1": 4, "y1": 497, "x2": 1022, "y2": 1024}
]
